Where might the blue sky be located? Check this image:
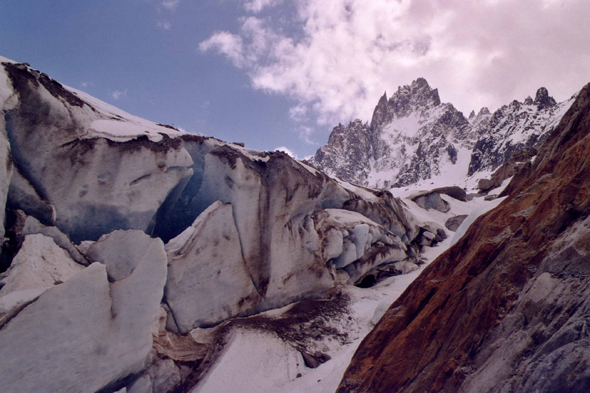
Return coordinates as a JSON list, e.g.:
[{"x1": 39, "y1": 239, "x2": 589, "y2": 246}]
[
  {"x1": 0, "y1": 0, "x2": 321, "y2": 157},
  {"x1": 2, "y1": 0, "x2": 590, "y2": 158}
]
